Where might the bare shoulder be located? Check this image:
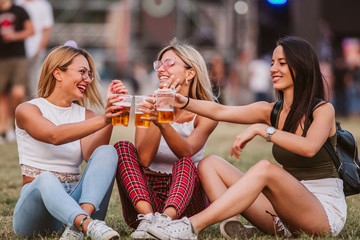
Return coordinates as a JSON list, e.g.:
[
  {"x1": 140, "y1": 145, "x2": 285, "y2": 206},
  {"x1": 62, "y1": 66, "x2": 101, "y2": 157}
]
[
  {"x1": 15, "y1": 102, "x2": 42, "y2": 129},
  {"x1": 313, "y1": 101, "x2": 335, "y2": 115},
  {"x1": 16, "y1": 102, "x2": 41, "y2": 117},
  {"x1": 194, "y1": 114, "x2": 218, "y2": 129}
]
